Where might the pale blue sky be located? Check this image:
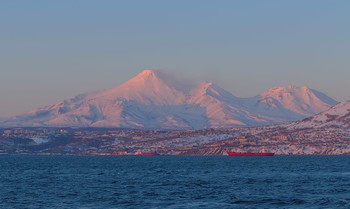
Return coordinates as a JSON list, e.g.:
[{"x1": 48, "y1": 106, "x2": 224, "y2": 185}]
[{"x1": 1, "y1": 0, "x2": 349, "y2": 117}]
